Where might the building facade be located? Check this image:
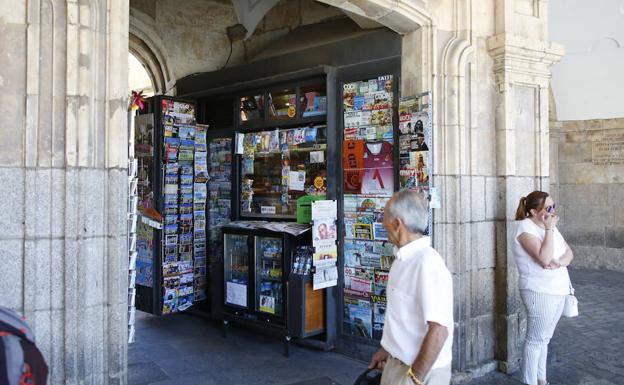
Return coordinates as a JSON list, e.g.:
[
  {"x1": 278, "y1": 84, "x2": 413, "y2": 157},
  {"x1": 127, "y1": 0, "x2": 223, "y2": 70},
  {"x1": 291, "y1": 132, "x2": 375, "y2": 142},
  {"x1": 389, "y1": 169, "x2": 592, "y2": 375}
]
[{"x1": 0, "y1": 0, "x2": 567, "y2": 384}]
